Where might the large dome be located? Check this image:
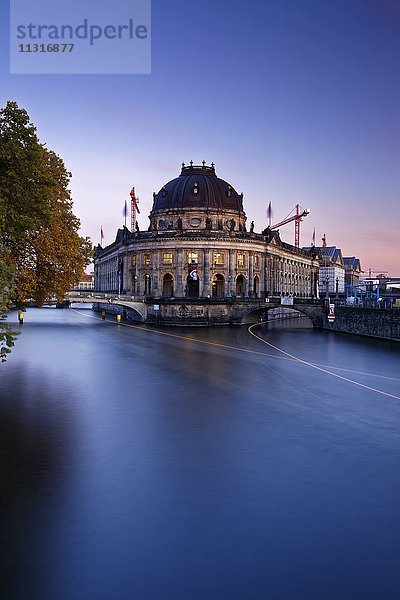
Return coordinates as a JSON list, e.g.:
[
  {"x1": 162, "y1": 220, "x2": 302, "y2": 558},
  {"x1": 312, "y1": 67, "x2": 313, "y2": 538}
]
[{"x1": 151, "y1": 163, "x2": 244, "y2": 212}]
